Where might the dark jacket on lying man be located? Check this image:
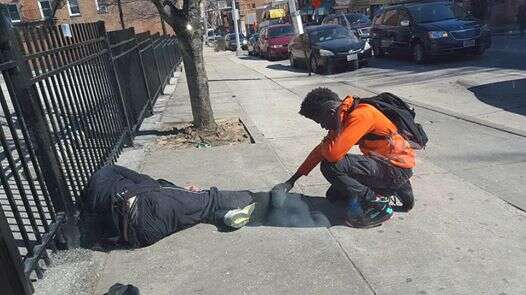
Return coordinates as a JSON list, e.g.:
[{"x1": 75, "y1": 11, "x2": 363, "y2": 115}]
[{"x1": 83, "y1": 165, "x2": 255, "y2": 248}]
